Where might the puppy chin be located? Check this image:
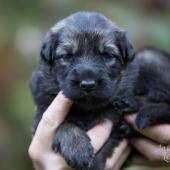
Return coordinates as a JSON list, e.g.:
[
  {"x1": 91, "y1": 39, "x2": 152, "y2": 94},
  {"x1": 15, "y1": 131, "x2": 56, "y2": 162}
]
[
  {"x1": 75, "y1": 97, "x2": 113, "y2": 111},
  {"x1": 62, "y1": 89, "x2": 114, "y2": 110}
]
